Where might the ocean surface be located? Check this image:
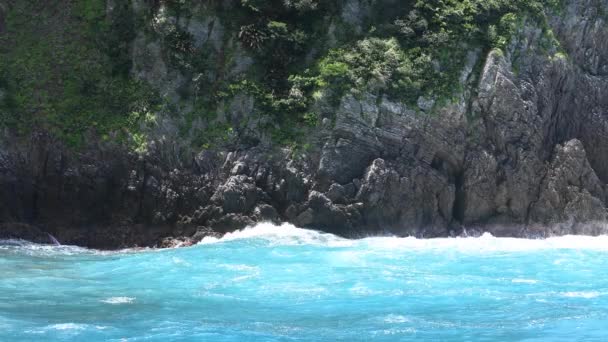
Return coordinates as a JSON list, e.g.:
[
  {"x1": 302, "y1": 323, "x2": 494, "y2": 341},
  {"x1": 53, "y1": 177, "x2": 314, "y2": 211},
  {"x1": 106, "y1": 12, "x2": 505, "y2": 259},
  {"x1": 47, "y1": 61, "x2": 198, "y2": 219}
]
[{"x1": 1, "y1": 223, "x2": 608, "y2": 341}]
